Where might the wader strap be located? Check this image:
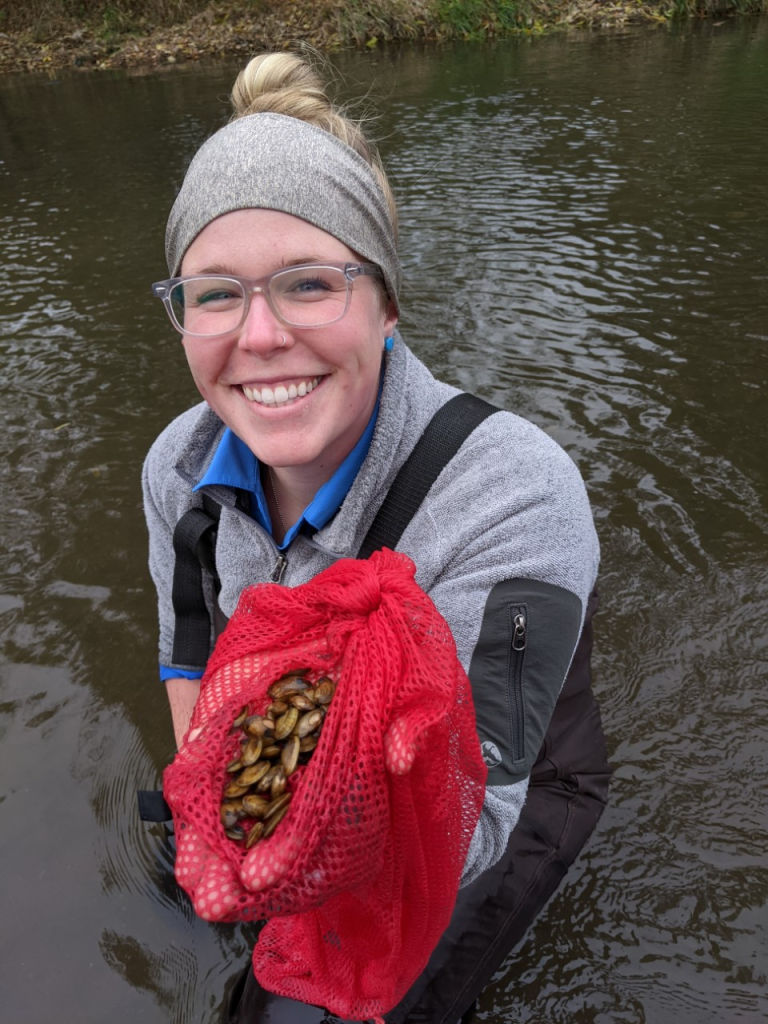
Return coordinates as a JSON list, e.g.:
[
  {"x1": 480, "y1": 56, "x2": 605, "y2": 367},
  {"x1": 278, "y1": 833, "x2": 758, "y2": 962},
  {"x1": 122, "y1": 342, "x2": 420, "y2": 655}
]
[
  {"x1": 171, "y1": 493, "x2": 221, "y2": 666},
  {"x1": 357, "y1": 393, "x2": 498, "y2": 558},
  {"x1": 144, "y1": 494, "x2": 223, "y2": 825}
]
